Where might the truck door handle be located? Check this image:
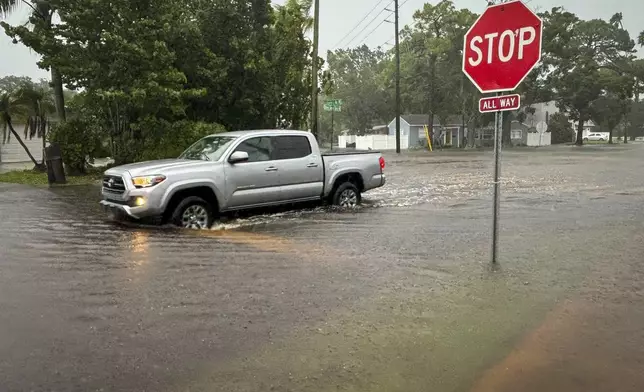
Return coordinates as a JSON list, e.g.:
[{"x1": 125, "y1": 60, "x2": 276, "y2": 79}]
[
  {"x1": 265, "y1": 166, "x2": 278, "y2": 172},
  {"x1": 307, "y1": 163, "x2": 318, "y2": 168}
]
